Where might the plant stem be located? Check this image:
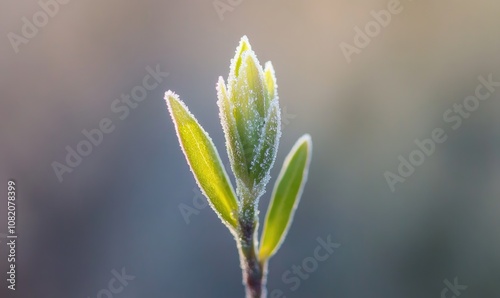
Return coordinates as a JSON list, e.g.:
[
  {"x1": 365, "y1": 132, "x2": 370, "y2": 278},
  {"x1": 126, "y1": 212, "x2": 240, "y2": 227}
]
[
  {"x1": 238, "y1": 220, "x2": 267, "y2": 298},
  {"x1": 238, "y1": 194, "x2": 268, "y2": 298}
]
